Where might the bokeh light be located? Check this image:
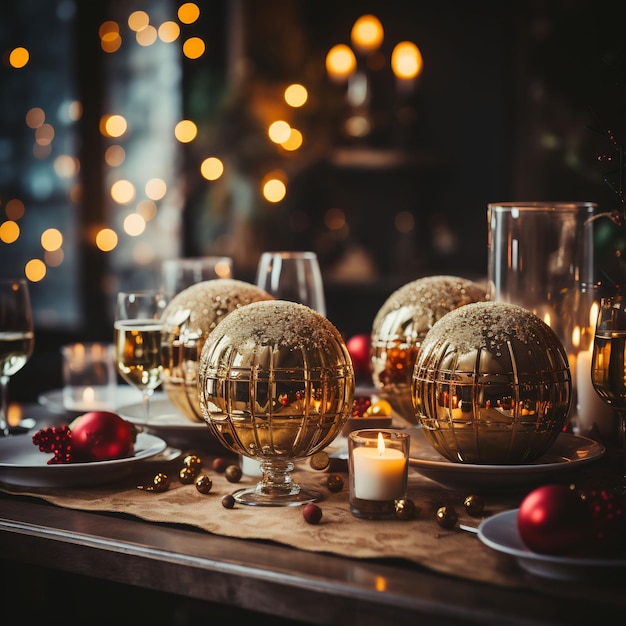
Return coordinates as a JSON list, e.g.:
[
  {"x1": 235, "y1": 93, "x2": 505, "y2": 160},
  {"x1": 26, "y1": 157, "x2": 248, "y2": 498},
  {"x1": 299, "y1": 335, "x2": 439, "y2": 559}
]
[
  {"x1": 262, "y1": 176, "x2": 287, "y2": 203},
  {"x1": 0, "y1": 220, "x2": 20, "y2": 243},
  {"x1": 95, "y1": 228, "x2": 118, "y2": 251},
  {"x1": 9, "y1": 47, "x2": 29, "y2": 68},
  {"x1": 182, "y1": 37, "x2": 205, "y2": 59},
  {"x1": 174, "y1": 119, "x2": 198, "y2": 142},
  {"x1": 200, "y1": 156, "x2": 224, "y2": 180},
  {"x1": 105, "y1": 145, "x2": 126, "y2": 167},
  {"x1": 41, "y1": 228, "x2": 63, "y2": 251},
  {"x1": 123, "y1": 213, "x2": 146, "y2": 236},
  {"x1": 159, "y1": 21, "x2": 180, "y2": 42},
  {"x1": 268, "y1": 120, "x2": 291, "y2": 144},
  {"x1": 325, "y1": 44, "x2": 356, "y2": 82},
  {"x1": 281, "y1": 128, "x2": 303, "y2": 151},
  {"x1": 284, "y1": 84, "x2": 308, "y2": 108},
  {"x1": 110, "y1": 179, "x2": 136, "y2": 204},
  {"x1": 136, "y1": 25, "x2": 158, "y2": 46},
  {"x1": 25, "y1": 258, "x2": 46, "y2": 282},
  {"x1": 100, "y1": 114, "x2": 128, "y2": 138},
  {"x1": 351, "y1": 15, "x2": 384, "y2": 54},
  {"x1": 178, "y1": 3, "x2": 200, "y2": 24},
  {"x1": 128, "y1": 11, "x2": 149, "y2": 31},
  {"x1": 5, "y1": 199, "x2": 25, "y2": 220},
  {"x1": 145, "y1": 177, "x2": 167, "y2": 200},
  {"x1": 391, "y1": 41, "x2": 423, "y2": 80}
]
